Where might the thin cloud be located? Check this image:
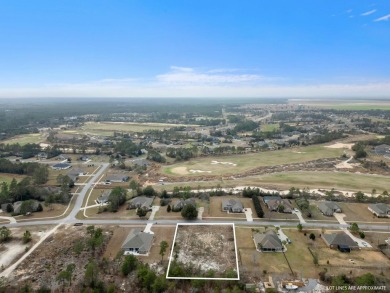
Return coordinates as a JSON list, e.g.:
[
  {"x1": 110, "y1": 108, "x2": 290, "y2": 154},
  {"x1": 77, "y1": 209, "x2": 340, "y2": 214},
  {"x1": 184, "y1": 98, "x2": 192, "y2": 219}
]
[
  {"x1": 361, "y1": 9, "x2": 376, "y2": 16},
  {"x1": 374, "y1": 14, "x2": 390, "y2": 22},
  {"x1": 156, "y1": 66, "x2": 265, "y2": 84}
]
